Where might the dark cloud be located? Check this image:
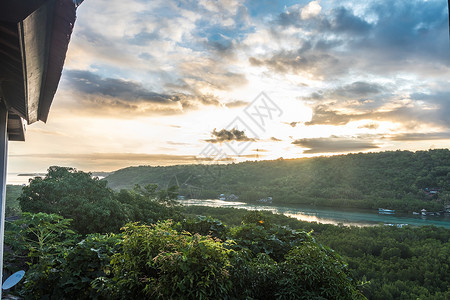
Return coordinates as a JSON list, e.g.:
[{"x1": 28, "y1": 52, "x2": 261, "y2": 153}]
[
  {"x1": 283, "y1": 121, "x2": 300, "y2": 127},
  {"x1": 292, "y1": 136, "x2": 379, "y2": 154},
  {"x1": 327, "y1": 7, "x2": 372, "y2": 35},
  {"x1": 305, "y1": 104, "x2": 440, "y2": 128},
  {"x1": 305, "y1": 106, "x2": 354, "y2": 126},
  {"x1": 410, "y1": 91, "x2": 450, "y2": 127},
  {"x1": 267, "y1": 1, "x2": 449, "y2": 80},
  {"x1": 331, "y1": 81, "x2": 386, "y2": 99},
  {"x1": 205, "y1": 33, "x2": 236, "y2": 58},
  {"x1": 277, "y1": 6, "x2": 372, "y2": 35},
  {"x1": 387, "y1": 132, "x2": 450, "y2": 141},
  {"x1": 249, "y1": 51, "x2": 341, "y2": 79},
  {"x1": 207, "y1": 128, "x2": 256, "y2": 143},
  {"x1": 63, "y1": 70, "x2": 175, "y2": 102},
  {"x1": 304, "y1": 81, "x2": 389, "y2": 110},
  {"x1": 61, "y1": 70, "x2": 224, "y2": 115}
]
